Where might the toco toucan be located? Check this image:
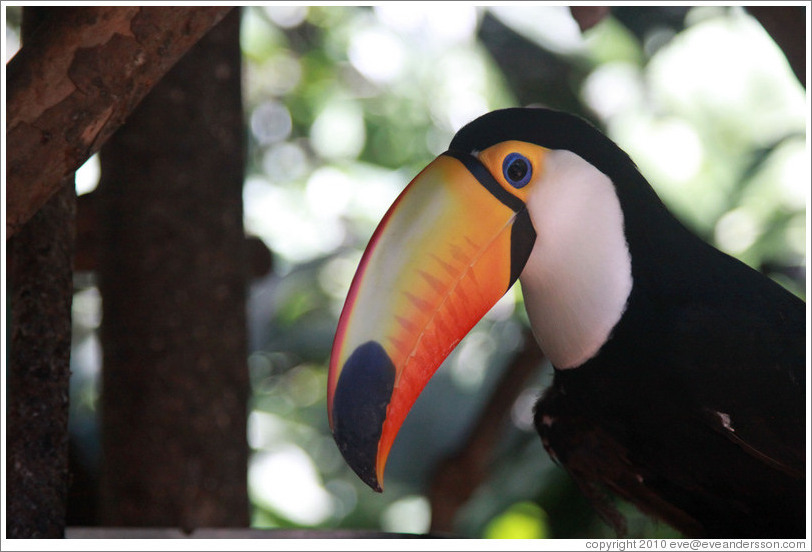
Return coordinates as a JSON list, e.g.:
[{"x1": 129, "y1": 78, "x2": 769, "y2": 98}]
[{"x1": 326, "y1": 108, "x2": 807, "y2": 538}]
